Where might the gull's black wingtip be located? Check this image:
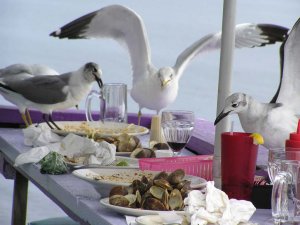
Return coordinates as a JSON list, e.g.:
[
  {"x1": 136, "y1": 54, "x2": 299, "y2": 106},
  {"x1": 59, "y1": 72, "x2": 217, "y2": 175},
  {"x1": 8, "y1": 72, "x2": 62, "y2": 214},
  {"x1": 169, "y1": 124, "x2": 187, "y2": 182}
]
[
  {"x1": 49, "y1": 30, "x2": 59, "y2": 37},
  {"x1": 257, "y1": 24, "x2": 289, "y2": 45},
  {"x1": 49, "y1": 10, "x2": 98, "y2": 39}
]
